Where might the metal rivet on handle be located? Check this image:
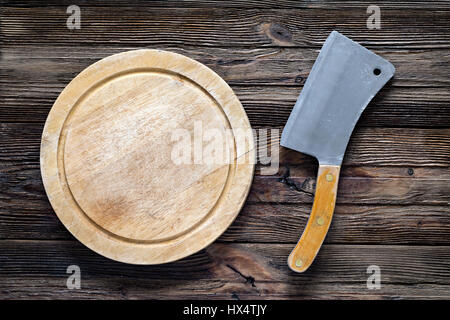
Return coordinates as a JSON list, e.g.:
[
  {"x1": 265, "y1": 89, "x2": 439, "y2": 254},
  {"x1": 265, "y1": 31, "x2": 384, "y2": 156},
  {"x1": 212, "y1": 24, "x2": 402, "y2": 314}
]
[
  {"x1": 317, "y1": 216, "x2": 324, "y2": 226},
  {"x1": 295, "y1": 259, "x2": 303, "y2": 268},
  {"x1": 326, "y1": 173, "x2": 333, "y2": 182}
]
